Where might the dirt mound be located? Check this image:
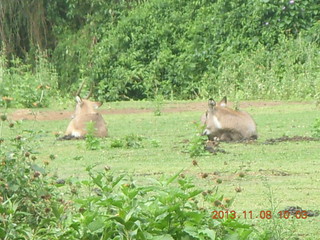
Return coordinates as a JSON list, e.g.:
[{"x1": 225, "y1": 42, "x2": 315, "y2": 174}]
[
  {"x1": 204, "y1": 140, "x2": 227, "y2": 154},
  {"x1": 258, "y1": 169, "x2": 290, "y2": 176},
  {"x1": 264, "y1": 135, "x2": 320, "y2": 144},
  {"x1": 278, "y1": 206, "x2": 319, "y2": 217}
]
